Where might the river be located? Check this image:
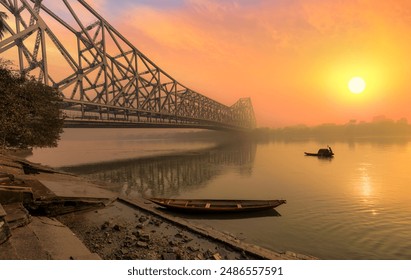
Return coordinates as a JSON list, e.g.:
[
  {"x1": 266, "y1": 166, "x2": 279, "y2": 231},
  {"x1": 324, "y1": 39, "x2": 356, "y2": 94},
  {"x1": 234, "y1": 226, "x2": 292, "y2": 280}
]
[{"x1": 27, "y1": 128, "x2": 411, "y2": 260}]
